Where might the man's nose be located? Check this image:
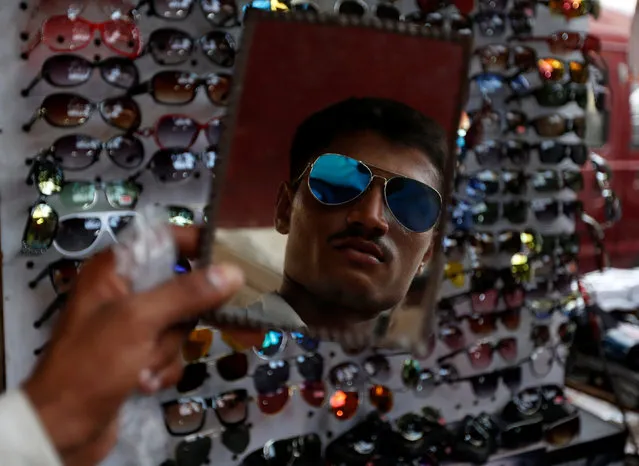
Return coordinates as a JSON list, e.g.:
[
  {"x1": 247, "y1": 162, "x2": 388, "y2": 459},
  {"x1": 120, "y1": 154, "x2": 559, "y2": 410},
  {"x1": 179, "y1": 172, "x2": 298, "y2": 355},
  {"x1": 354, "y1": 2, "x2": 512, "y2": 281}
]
[{"x1": 345, "y1": 182, "x2": 390, "y2": 235}]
